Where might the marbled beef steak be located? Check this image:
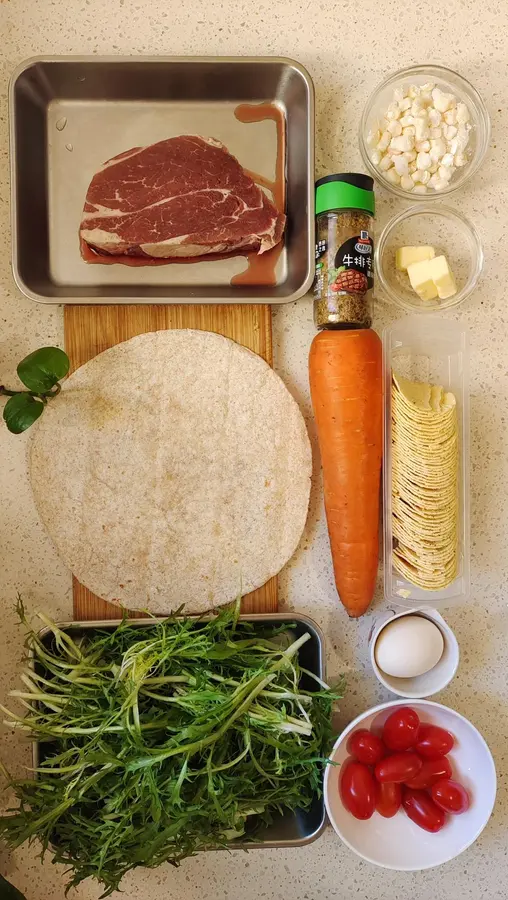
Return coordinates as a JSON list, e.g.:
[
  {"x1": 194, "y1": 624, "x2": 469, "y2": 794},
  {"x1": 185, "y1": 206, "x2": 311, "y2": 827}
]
[{"x1": 80, "y1": 135, "x2": 285, "y2": 260}]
